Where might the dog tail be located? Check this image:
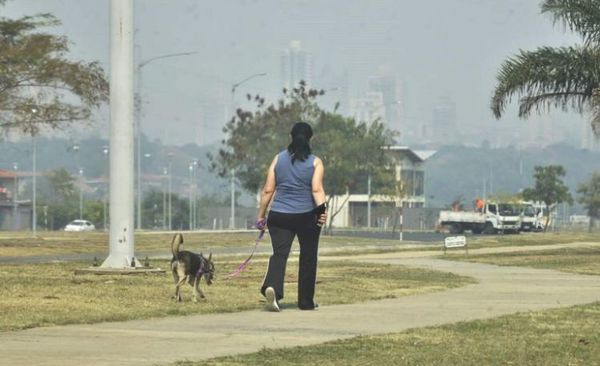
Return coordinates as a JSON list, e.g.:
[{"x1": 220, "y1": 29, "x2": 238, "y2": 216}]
[{"x1": 171, "y1": 233, "x2": 183, "y2": 257}]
